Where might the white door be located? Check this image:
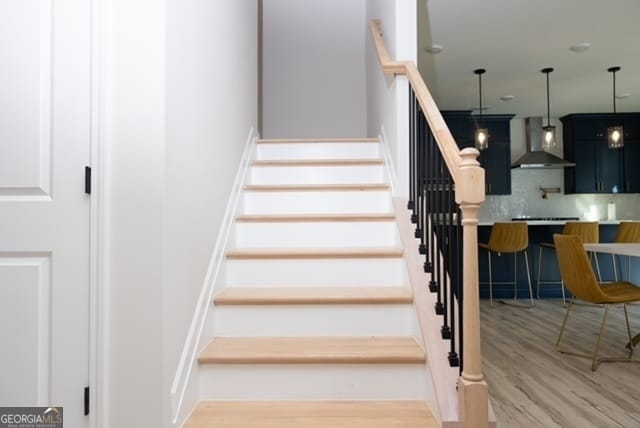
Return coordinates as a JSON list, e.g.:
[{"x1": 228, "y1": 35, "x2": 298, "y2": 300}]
[{"x1": 0, "y1": 0, "x2": 91, "y2": 426}]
